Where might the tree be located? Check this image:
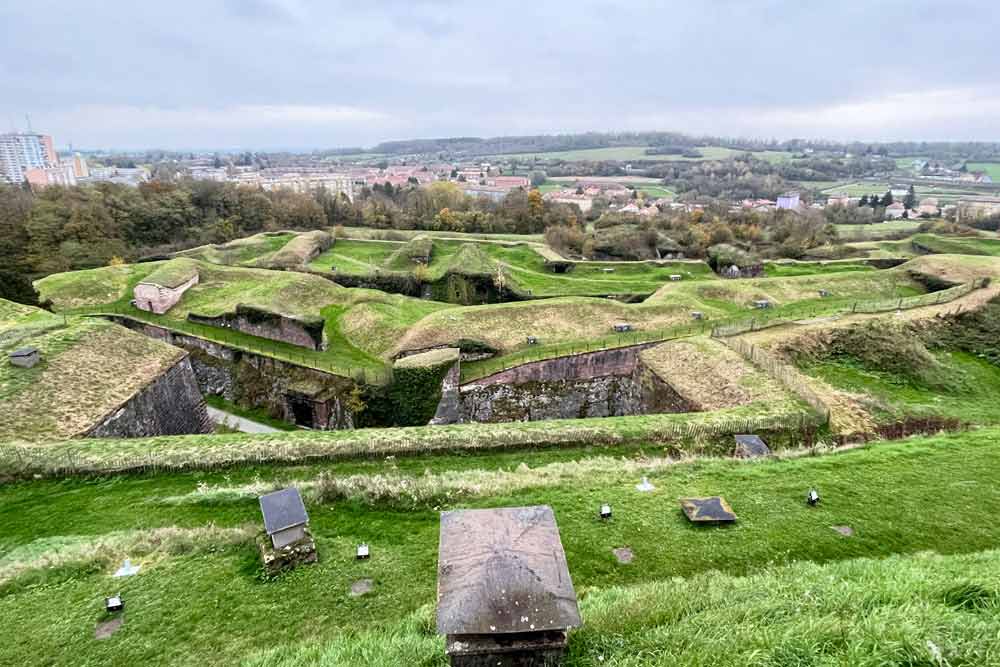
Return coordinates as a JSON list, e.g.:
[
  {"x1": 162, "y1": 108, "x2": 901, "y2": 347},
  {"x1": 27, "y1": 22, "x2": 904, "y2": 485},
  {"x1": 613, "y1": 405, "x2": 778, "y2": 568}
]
[
  {"x1": 868, "y1": 194, "x2": 880, "y2": 207},
  {"x1": 882, "y1": 191, "x2": 894, "y2": 207},
  {"x1": 0, "y1": 270, "x2": 42, "y2": 306},
  {"x1": 903, "y1": 185, "x2": 917, "y2": 210},
  {"x1": 529, "y1": 171, "x2": 547, "y2": 187}
]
